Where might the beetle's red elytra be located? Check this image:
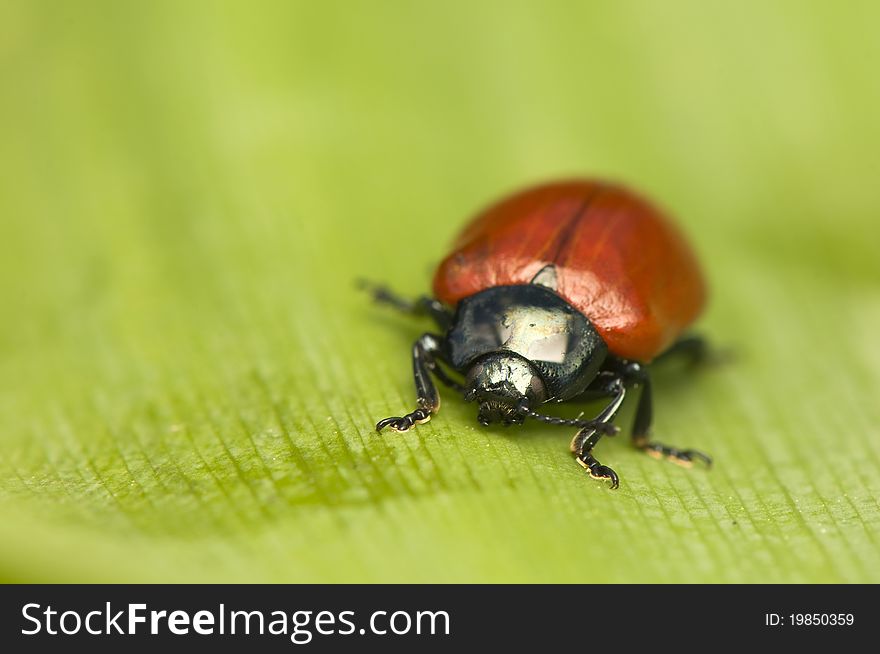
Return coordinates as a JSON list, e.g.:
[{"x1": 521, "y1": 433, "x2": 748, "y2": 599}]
[
  {"x1": 363, "y1": 179, "x2": 712, "y2": 489},
  {"x1": 433, "y1": 180, "x2": 706, "y2": 362}
]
